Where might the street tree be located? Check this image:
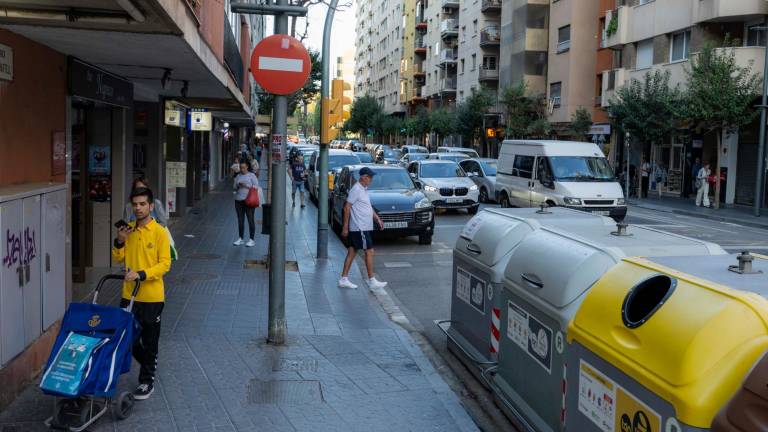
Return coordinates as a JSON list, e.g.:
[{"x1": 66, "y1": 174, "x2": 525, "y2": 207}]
[
  {"x1": 455, "y1": 90, "x2": 494, "y2": 149},
  {"x1": 499, "y1": 82, "x2": 551, "y2": 139},
  {"x1": 429, "y1": 108, "x2": 455, "y2": 148},
  {"x1": 380, "y1": 115, "x2": 403, "y2": 145},
  {"x1": 570, "y1": 107, "x2": 593, "y2": 141},
  {"x1": 405, "y1": 106, "x2": 431, "y2": 146},
  {"x1": 345, "y1": 95, "x2": 383, "y2": 140},
  {"x1": 684, "y1": 42, "x2": 761, "y2": 208}
]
